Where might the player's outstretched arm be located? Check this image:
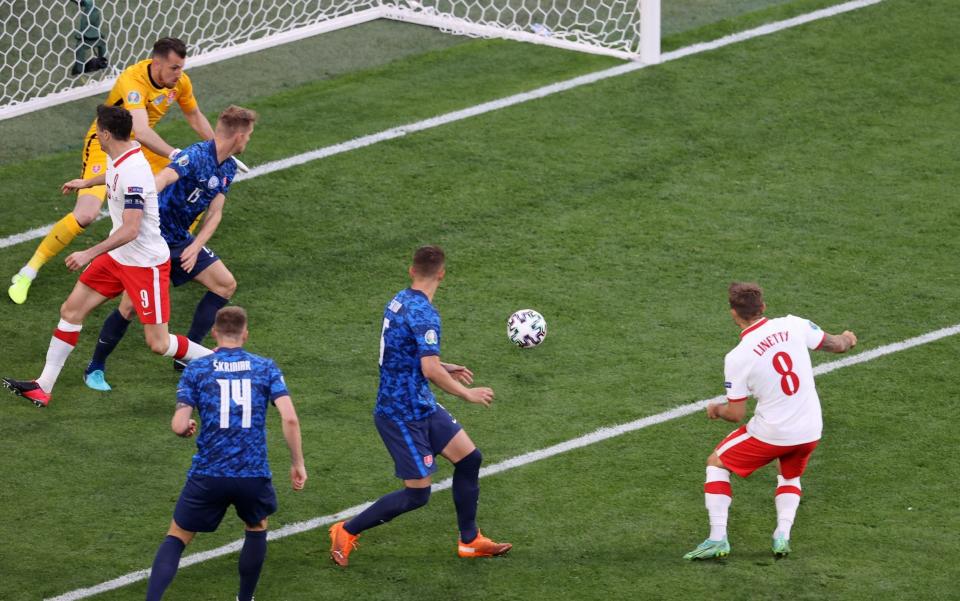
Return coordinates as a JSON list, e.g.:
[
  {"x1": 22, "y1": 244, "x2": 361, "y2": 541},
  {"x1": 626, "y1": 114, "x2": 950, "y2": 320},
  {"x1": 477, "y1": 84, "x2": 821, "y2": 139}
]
[
  {"x1": 441, "y1": 361, "x2": 474, "y2": 385},
  {"x1": 171, "y1": 402, "x2": 197, "y2": 437},
  {"x1": 274, "y1": 396, "x2": 307, "y2": 491},
  {"x1": 819, "y1": 330, "x2": 857, "y2": 353},
  {"x1": 422, "y1": 355, "x2": 494, "y2": 407},
  {"x1": 65, "y1": 207, "x2": 143, "y2": 271},
  {"x1": 130, "y1": 108, "x2": 179, "y2": 159},
  {"x1": 707, "y1": 399, "x2": 747, "y2": 422},
  {"x1": 62, "y1": 173, "x2": 106, "y2": 194},
  {"x1": 179, "y1": 194, "x2": 225, "y2": 273},
  {"x1": 183, "y1": 107, "x2": 215, "y2": 140},
  {"x1": 154, "y1": 167, "x2": 180, "y2": 195}
]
